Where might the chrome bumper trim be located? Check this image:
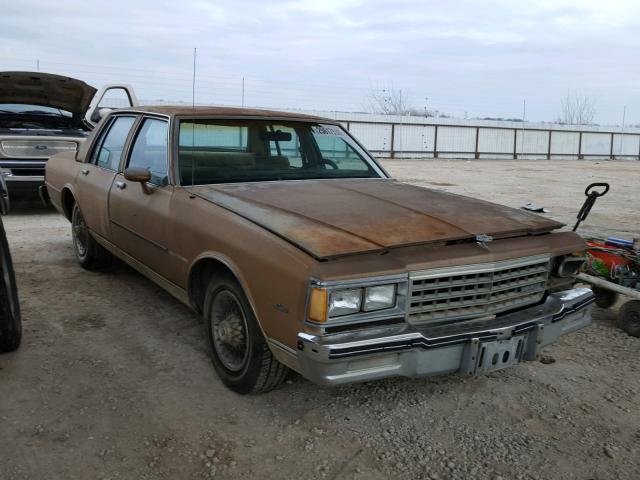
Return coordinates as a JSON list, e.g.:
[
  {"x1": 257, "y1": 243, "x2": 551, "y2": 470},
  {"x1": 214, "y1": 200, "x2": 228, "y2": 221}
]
[
  {"x1": 294, "y1": 287, "x2": 594, "y2": 385},
  {"x1": 0, "y1": 159, "x2": 47, "y2": 167},
  {"x1": 2, "y1": 174, "x2": 45, "y2": 182}
]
